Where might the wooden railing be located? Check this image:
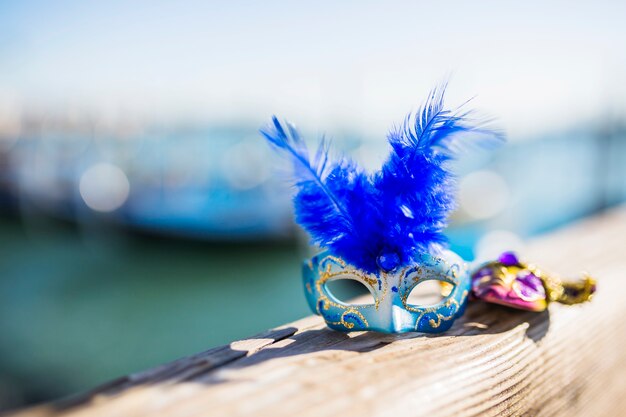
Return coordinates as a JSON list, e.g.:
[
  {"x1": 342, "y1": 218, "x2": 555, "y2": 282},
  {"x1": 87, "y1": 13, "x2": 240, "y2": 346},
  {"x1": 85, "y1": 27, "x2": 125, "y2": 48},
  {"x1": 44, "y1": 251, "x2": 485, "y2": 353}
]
[{"x1": 11, "y1": 207, "x2": 626, "y2": 417}]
